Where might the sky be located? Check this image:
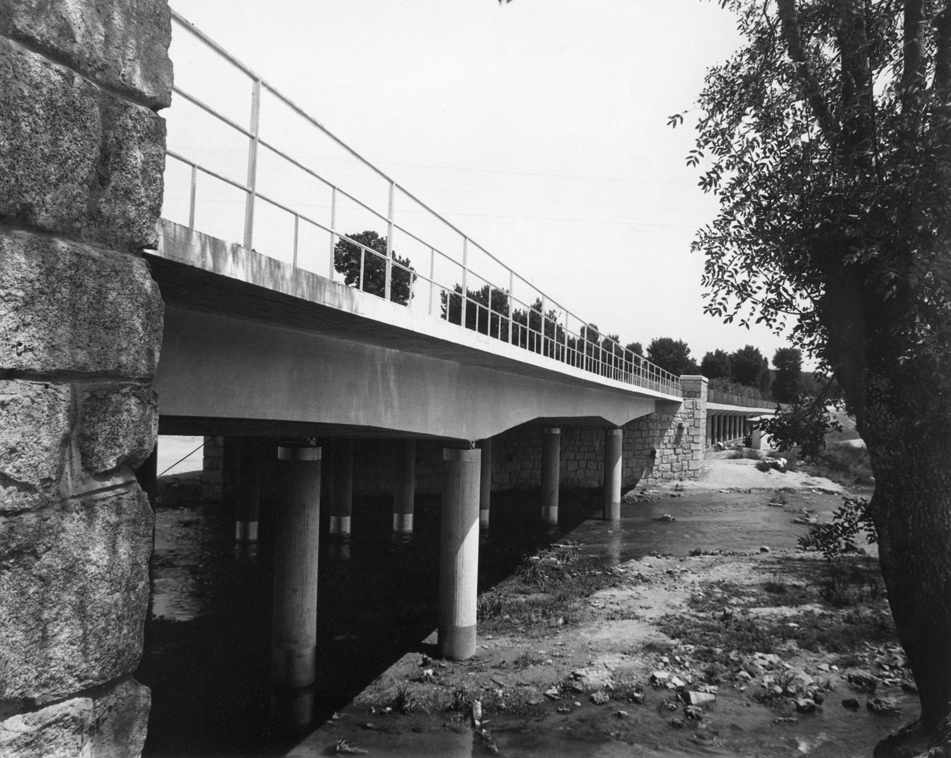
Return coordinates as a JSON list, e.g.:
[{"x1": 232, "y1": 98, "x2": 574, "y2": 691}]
[{"x1": 162, "y1": 0, "x2": 801, "y2": 368}]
